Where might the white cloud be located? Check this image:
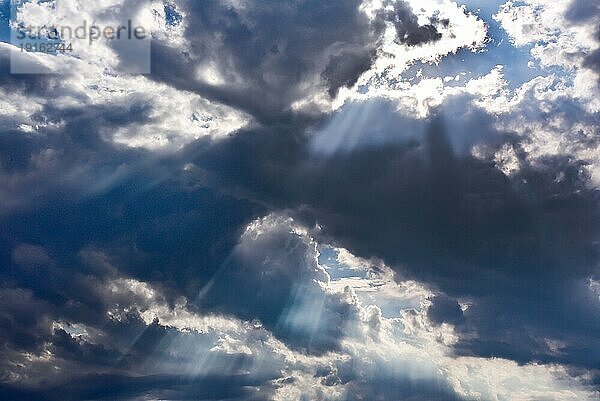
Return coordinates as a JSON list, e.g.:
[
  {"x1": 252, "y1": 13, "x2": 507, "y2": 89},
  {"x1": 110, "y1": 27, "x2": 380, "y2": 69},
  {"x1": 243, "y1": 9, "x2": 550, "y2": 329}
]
[
  {"x1": 248, "y1": 218, "x2": 600, "y2": 400},
  {"x1": 331, "y1": 0, "x2": 488, "y2": 113},
  {"x1": 4, "y1": 1, "x2": 251, "y2": 151},
  {"x1": 494, "y1": 0, "x2": 600, "y2": 112}
]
